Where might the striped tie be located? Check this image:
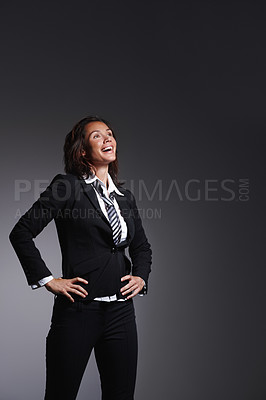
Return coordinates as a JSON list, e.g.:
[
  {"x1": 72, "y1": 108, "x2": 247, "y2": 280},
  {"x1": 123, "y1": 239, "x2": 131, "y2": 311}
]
[{"x1": 92, "y1": 180, "x2": 122, "y2": 244}]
